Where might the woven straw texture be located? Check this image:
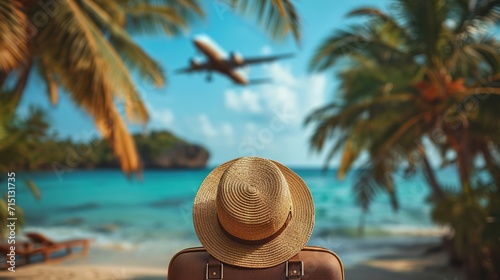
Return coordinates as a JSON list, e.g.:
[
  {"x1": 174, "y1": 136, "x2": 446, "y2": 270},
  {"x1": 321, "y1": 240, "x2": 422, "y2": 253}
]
[{"x1": 193, "y1": 157, "x2": 315, "y2": 268}]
